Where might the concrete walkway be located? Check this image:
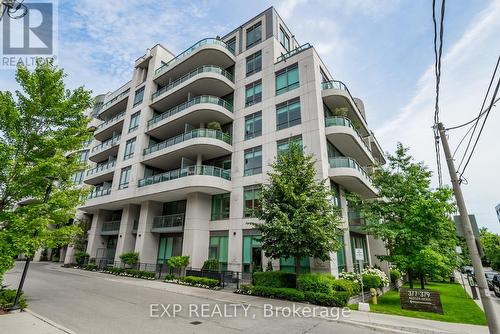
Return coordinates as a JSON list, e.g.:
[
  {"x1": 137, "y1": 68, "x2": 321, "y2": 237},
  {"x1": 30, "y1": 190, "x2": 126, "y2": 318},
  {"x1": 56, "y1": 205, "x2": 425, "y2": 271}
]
[{"x1": 0, "y1": 310, "x2": 76, "y2": 334}]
